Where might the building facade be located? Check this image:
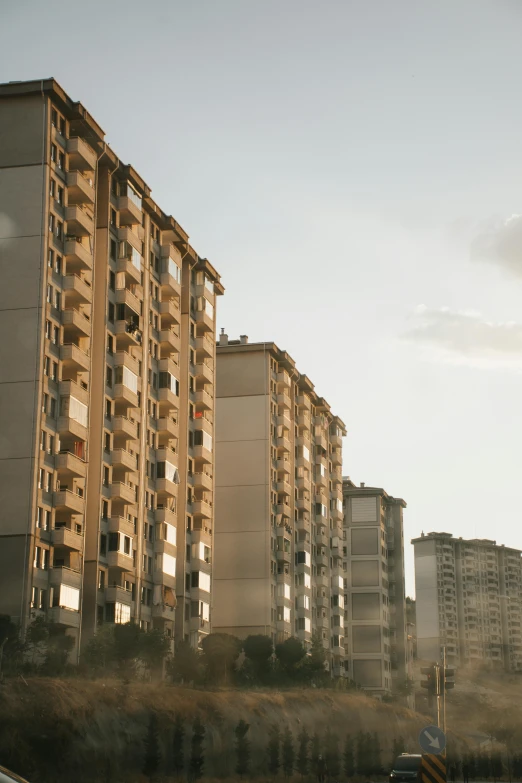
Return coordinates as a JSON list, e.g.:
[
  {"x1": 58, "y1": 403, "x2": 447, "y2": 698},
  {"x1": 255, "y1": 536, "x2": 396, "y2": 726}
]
[
  {"x1": 342, "y1": 479, "x2": 409, "y2": 695},
  {"x1": 0, "y1": 78, "x2": 223, "y2": 659},
  {"x1": 413, "y1": 532, "x2": 522, "y2": 671},
  {"x1": 213, "y1": 335, "x2": 347, "y2": 674}
]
